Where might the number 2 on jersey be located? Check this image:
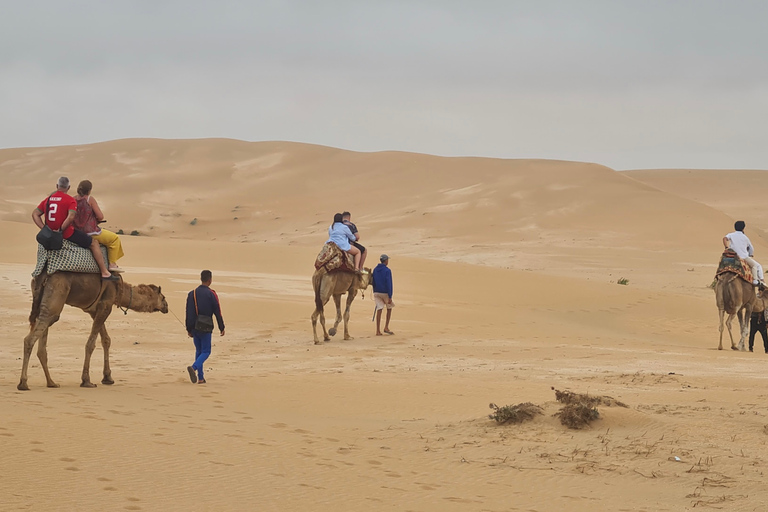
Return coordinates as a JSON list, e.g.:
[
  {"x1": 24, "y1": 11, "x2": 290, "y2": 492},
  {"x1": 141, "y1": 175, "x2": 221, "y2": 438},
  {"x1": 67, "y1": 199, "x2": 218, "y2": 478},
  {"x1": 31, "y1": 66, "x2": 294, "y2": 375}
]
[{"x1": 47, "y1": 203, "x2": 58, "y2": 223}]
